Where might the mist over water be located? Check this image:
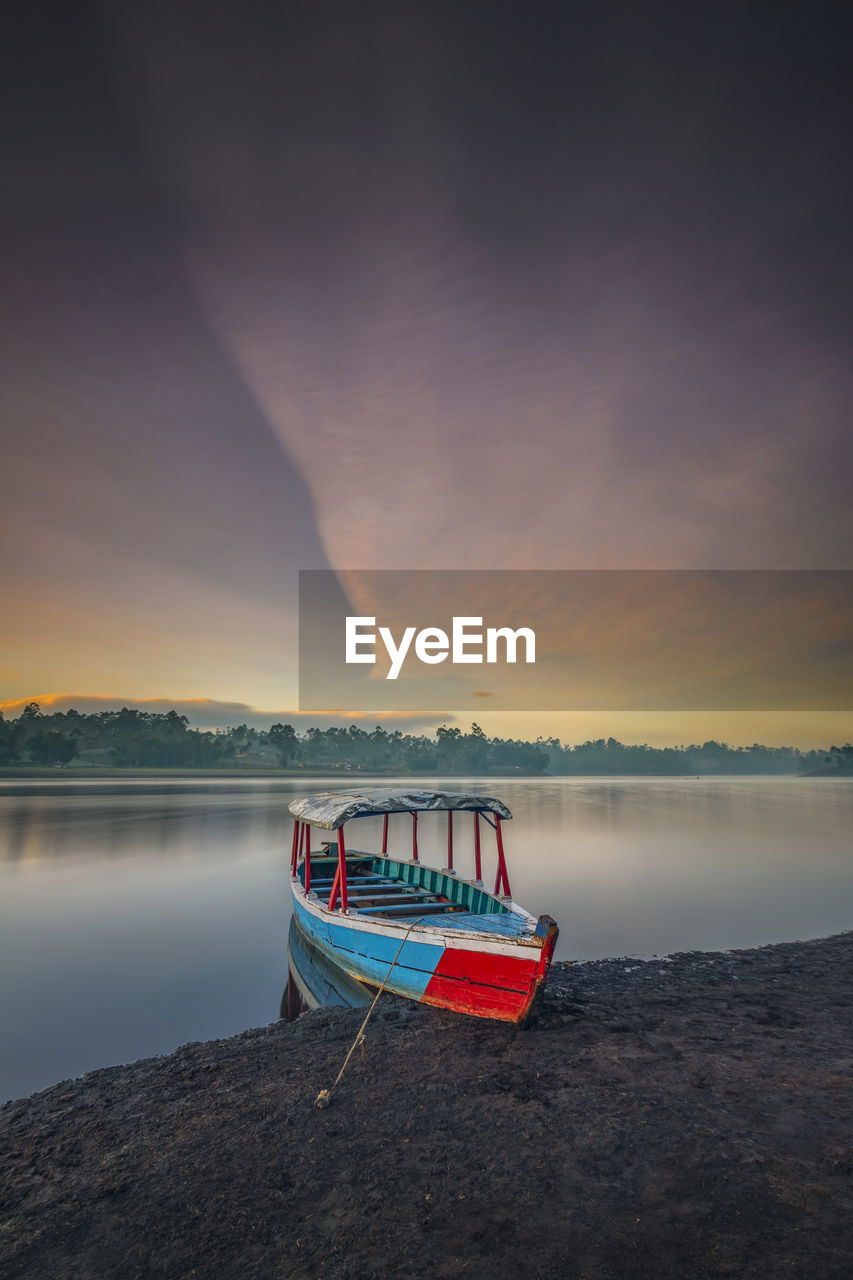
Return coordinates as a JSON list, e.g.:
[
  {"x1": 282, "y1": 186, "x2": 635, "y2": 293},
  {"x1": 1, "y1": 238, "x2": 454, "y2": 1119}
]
[{"x1": 1, "y1": 776, "x2": 851, "y2": 1101}]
